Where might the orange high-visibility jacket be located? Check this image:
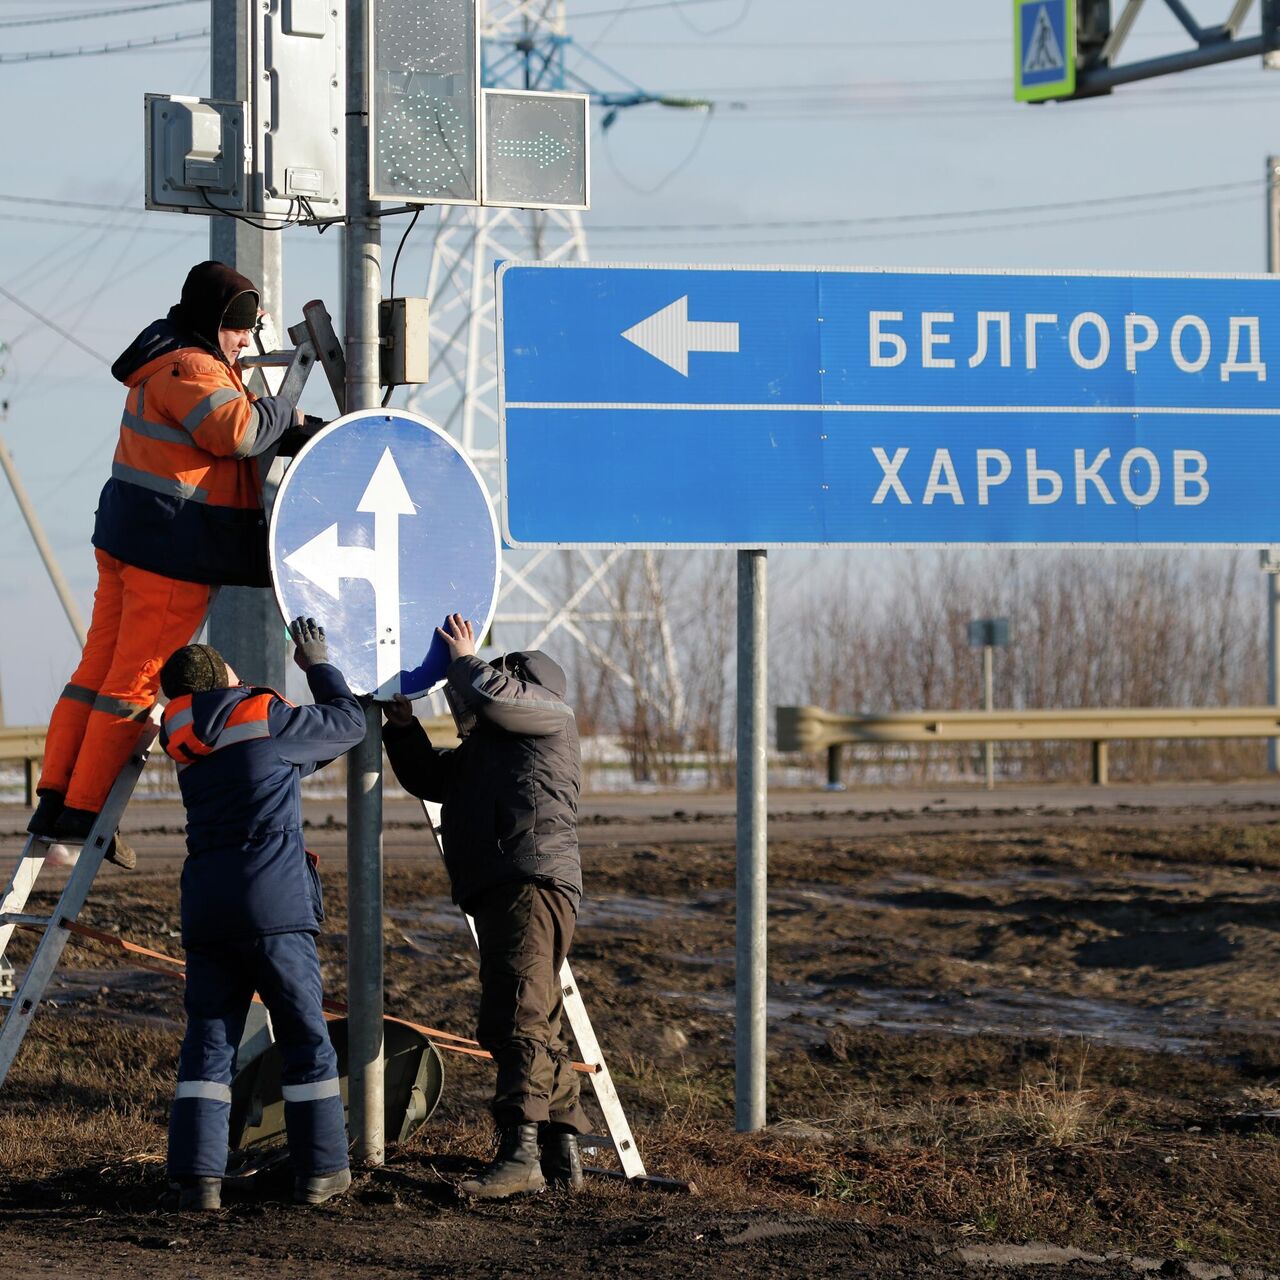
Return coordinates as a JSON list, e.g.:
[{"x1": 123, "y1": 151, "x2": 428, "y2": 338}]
[{"x1": 92, "y1": 318, "x2": 294, "y2": 587}]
